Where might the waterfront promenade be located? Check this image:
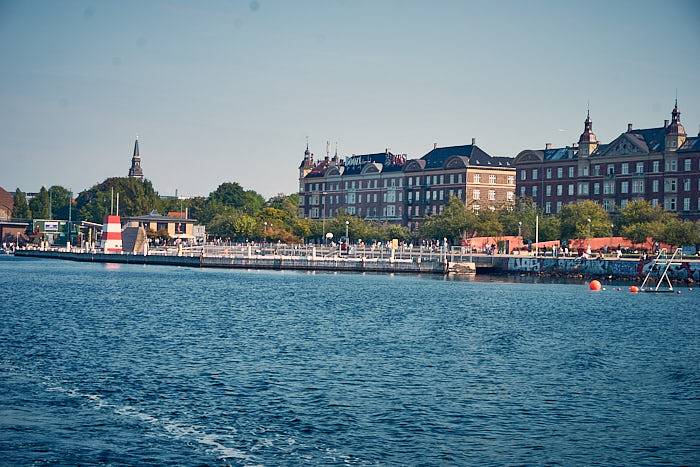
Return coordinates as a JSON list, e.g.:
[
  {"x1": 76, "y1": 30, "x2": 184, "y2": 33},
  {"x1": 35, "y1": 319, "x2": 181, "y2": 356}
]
[{"x1": 14, "y1": 243, "x2": 700, "y2": 281}]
